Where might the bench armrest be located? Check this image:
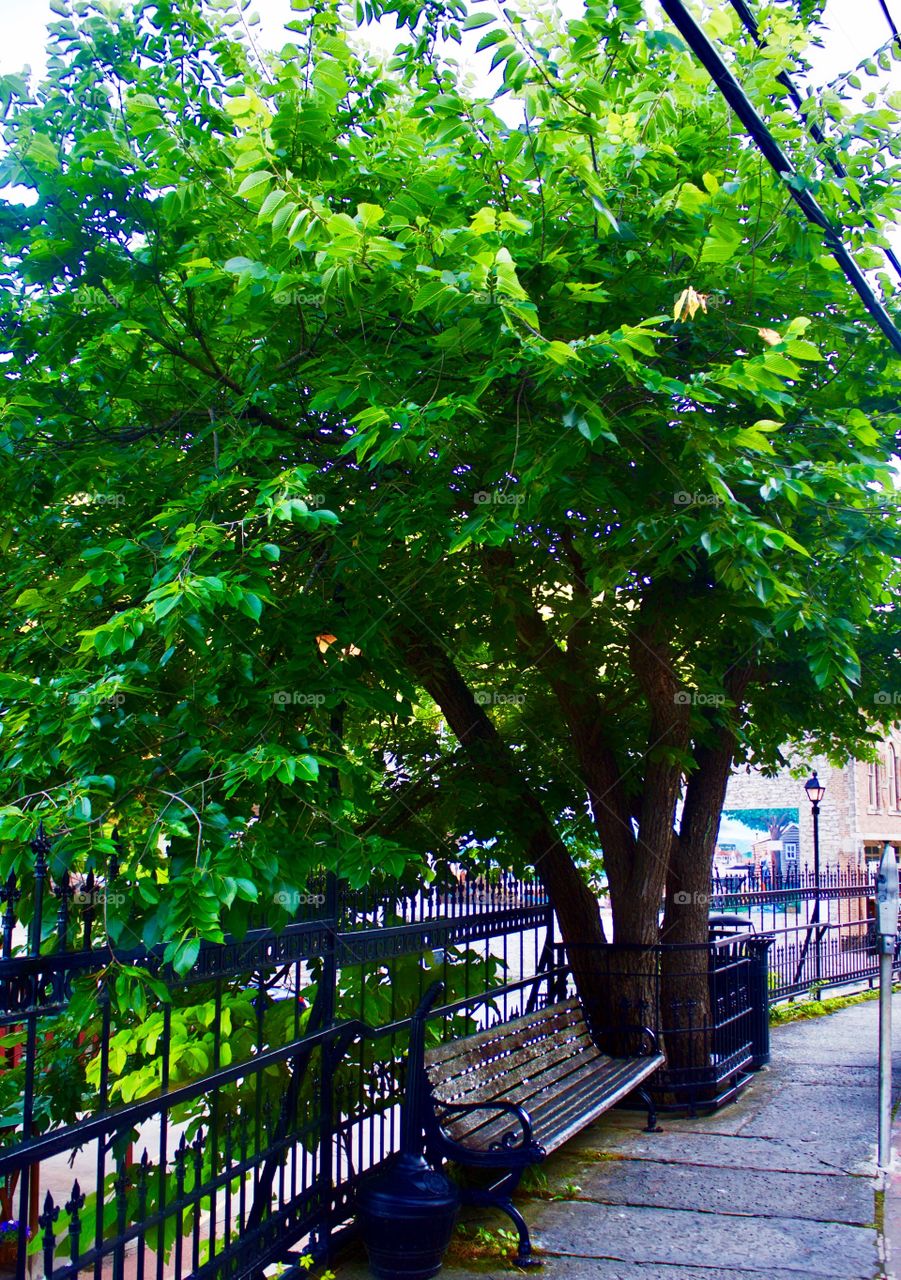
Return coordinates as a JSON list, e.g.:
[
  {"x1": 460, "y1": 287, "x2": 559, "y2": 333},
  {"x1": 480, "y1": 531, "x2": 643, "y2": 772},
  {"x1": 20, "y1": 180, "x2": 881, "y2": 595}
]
[
  {"x1": 429, "y1": 1098, "x2": 543, "y2": 1161},
  {"x1": 629, "y1": 1024, "x2": 661, "y2": 1058},
  {"x1": 590, "y1": 1022, "x2": 662, "y2": 1060}
]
